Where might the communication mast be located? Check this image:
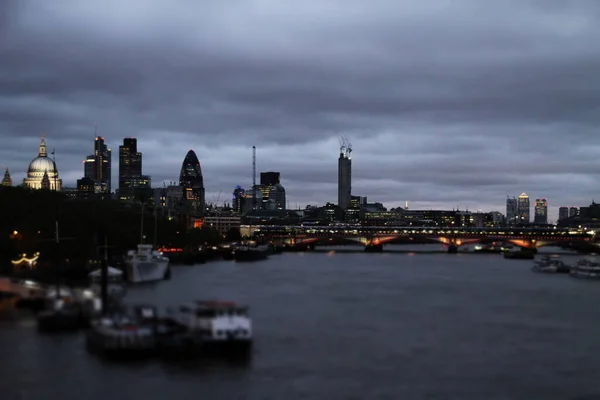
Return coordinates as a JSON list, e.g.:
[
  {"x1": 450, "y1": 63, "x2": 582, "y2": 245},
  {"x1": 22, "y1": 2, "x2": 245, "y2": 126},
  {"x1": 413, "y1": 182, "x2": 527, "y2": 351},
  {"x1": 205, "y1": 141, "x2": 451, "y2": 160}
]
[{"x1": 252, "y1": 146, "x2": 256, "y2": 210}]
